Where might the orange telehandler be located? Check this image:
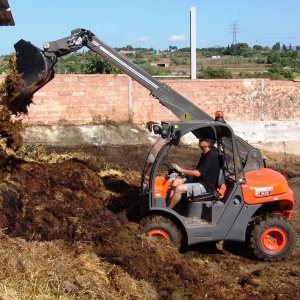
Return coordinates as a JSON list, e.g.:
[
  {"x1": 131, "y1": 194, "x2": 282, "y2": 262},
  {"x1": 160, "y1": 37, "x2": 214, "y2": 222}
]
[{"x1": 12, "y1": 28, "x2": 297, "y2": 261}]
